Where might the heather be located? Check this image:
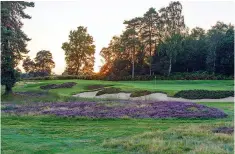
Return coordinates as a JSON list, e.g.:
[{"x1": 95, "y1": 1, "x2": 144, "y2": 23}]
[{"x1": 2, "y1": 101, "x2": 228, "y2": 119}]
